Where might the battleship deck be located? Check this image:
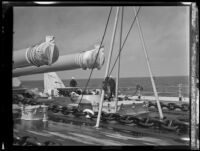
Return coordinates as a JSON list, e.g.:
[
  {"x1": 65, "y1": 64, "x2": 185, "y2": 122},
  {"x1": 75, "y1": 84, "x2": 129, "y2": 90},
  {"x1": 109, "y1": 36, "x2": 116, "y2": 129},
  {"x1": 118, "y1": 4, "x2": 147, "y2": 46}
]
[
  {"x1": 14, "y1": 118, "x2": 189, "y2": 146},
  {"x1": 13, "y1": 107, "x2": 190, "y2": 146}
]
